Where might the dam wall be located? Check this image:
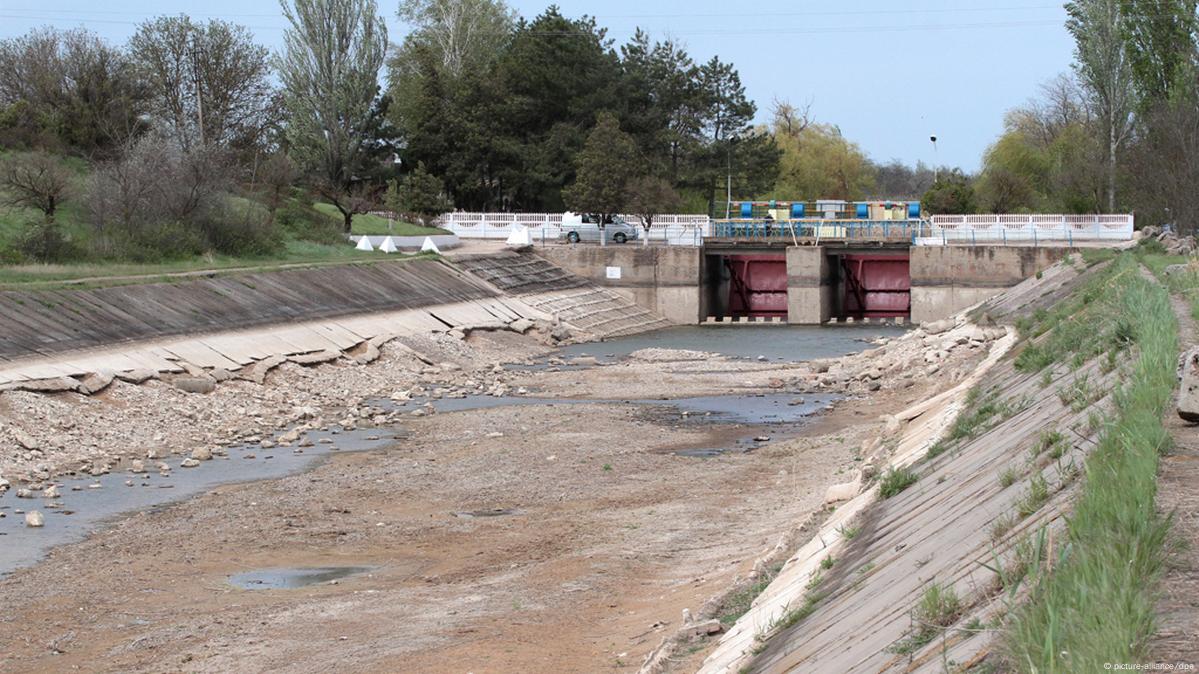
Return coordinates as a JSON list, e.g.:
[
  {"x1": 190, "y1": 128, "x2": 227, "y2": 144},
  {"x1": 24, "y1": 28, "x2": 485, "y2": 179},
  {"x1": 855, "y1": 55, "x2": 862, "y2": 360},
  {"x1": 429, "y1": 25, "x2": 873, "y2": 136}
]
[
  {"x1": 534, "y1": 246, "x2": 703, "y2": 325},
  {"x1": 908, "y1": 245, "x2": 1076, "y2": 323}
]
